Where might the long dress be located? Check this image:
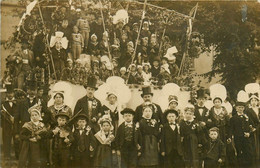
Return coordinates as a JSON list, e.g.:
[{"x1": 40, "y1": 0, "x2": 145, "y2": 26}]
[
  {"x1": 179, "y1": 119, "x2": 199, "y2": 168},
  {"x1": 18, "y1": 121, "x2": 48, "y2": 168},
  {"x1": 94, "y1": 130, "x2": 115, "y2": 168},
  {"x1": 138, "y1": 118, "x2": 159, "y2": 167},
  {"x1": 51, "y1": 47, "x2": 67, "y2": 80}
]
